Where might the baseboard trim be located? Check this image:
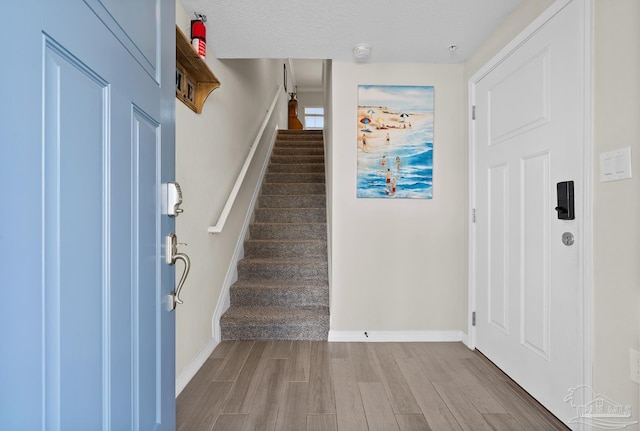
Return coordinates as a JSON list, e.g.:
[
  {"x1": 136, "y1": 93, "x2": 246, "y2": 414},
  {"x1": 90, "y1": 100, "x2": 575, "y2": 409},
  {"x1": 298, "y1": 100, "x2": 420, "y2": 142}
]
[
  {"x1": 328, "y1": 330, "x2": 468, "y2": 343},
  {"x1": 175, "y1": 337, "x2": 218, "y2": 397}
]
